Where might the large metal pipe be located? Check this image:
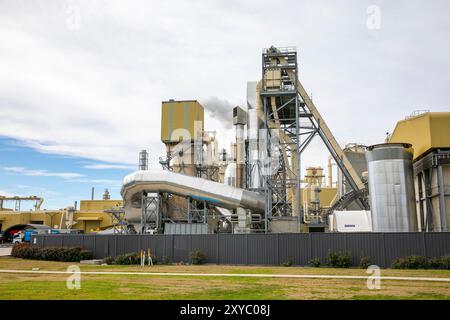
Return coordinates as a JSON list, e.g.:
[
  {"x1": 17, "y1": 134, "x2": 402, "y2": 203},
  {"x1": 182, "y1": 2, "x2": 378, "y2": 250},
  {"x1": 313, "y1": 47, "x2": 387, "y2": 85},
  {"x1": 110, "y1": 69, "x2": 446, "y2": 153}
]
[
  {"x1": 328, "y1": 156, "x2": 333, "y2": 188},
  {"x1": 121, "y1": 170, "x2": 265, "y2": 223},
  {"x1": 233, "y1": 106, "x2": 247, "y2": 189},
  {"x1": 236, "y1": 123, "x2": 245, "y2": 188}
]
